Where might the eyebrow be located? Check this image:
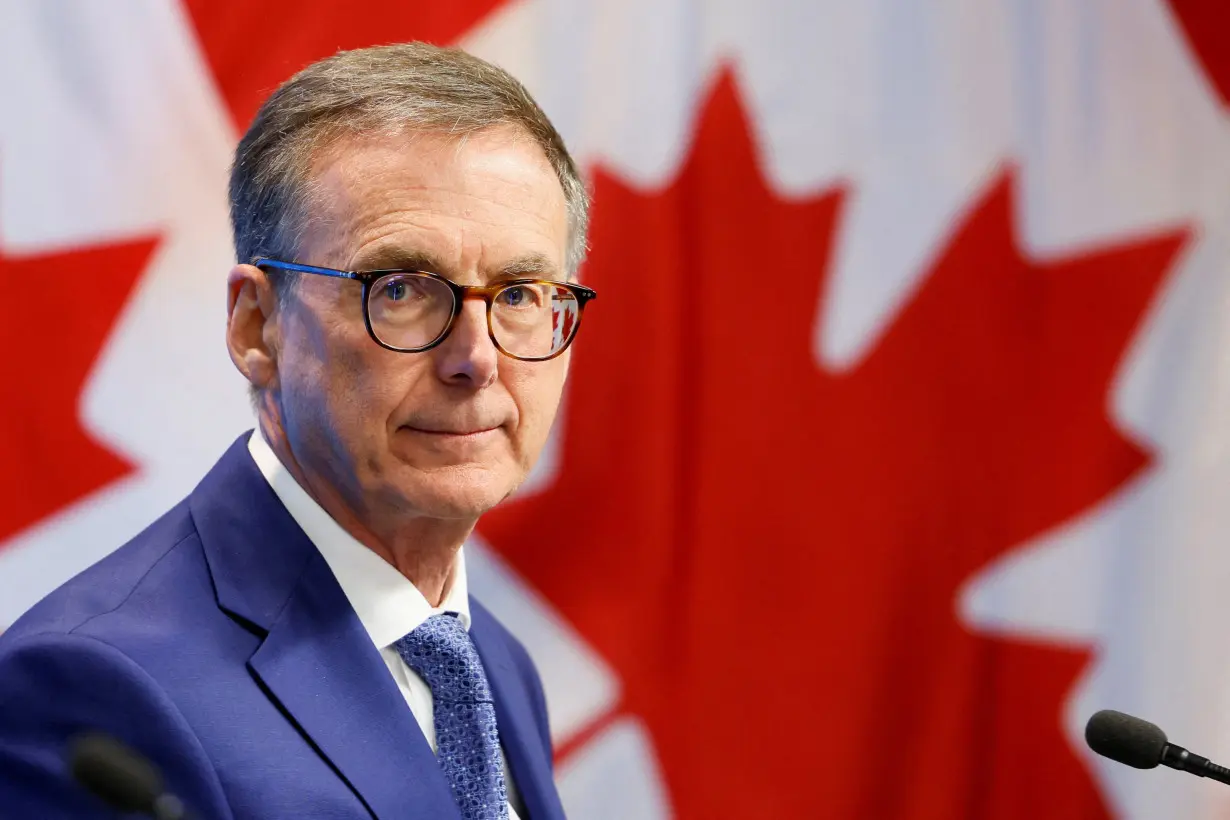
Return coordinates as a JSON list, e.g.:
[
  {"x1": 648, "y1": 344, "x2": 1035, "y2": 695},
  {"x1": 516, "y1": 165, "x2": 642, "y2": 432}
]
[
  {"x1": 351, "y1": 247, "x2": 447, "y2": 274},
  {"x1": 497, "y1": 252, "x2": 562, "y2": 280},
  {"x1": 352, "y1": 247, "x2": 563, "y2": 282}
]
